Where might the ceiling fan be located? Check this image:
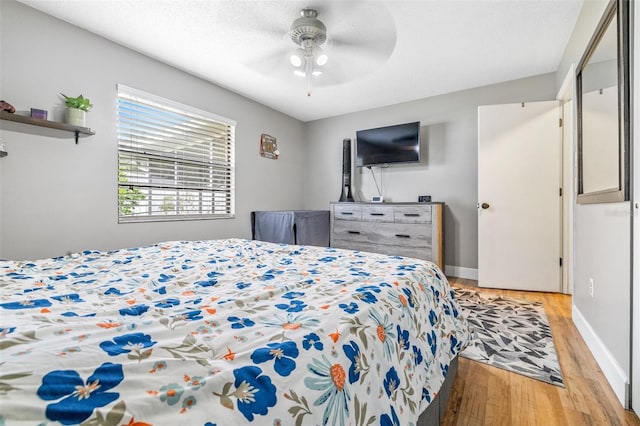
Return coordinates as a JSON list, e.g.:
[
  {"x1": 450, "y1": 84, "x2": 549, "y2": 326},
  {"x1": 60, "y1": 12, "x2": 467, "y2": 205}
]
[
  {"x1": 244, "y1": 2, "x2": 397, "y2": 97},
  {"x1": 288, "y1": 8, "x2": 329, "y2": 96}
]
